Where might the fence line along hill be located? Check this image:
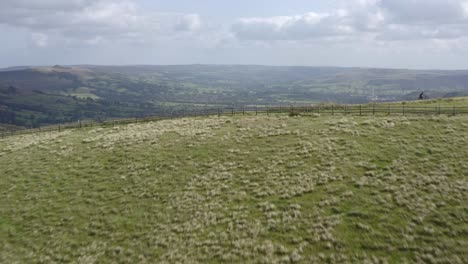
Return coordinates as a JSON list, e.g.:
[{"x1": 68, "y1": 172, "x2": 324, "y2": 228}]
[{"x1": 2, "y1": 97, "x2": 468, "y2": 139}]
